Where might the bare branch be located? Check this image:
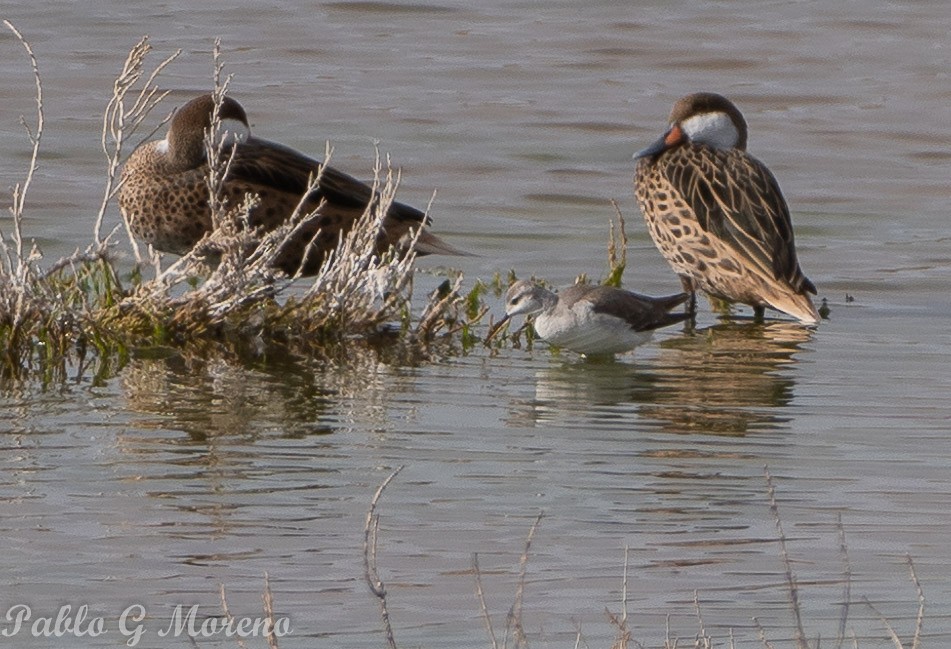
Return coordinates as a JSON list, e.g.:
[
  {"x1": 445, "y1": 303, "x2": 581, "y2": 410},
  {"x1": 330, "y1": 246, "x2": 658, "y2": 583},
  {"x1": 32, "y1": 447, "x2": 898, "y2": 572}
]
[
  {"x1": 217, "y1": 584, "x2": 249, "y2": 649},
  {"x1": 506, "y1": 512, "x2": 542, "y2": 648},
  {"x1": 862, "y1": 596, "x2": 906, "y2": 649},
  {"x1": 2, "y1": 19, "x2": 44, "y2": 282},
  {"x1": 96, "y1": 35, "x2": 179, "y2": 253},
  {"x1": 693, "y1": 590, "x2": 709, "y2": 647},
  {"x1": 906, "y1": 556, "x2": 924, "y2": 649},
  {"x1": 752, "y1": 617, "x2": 777, "y2": 649},
  {"x1": 834, "y1": 514, "x2": 852, "y2": 649},
  {"x1": 764, "y1": 466, "x2": 809, "y2": 649},
  {"x1": 473, "y1": 553, "x2": 500, "y2": 649},
  {"x1": 363, "y1": 466, "x2": 404, "y2": 649},
  {"x1": 262, "y1": 572, "x2": 280, "y2": 649}
]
